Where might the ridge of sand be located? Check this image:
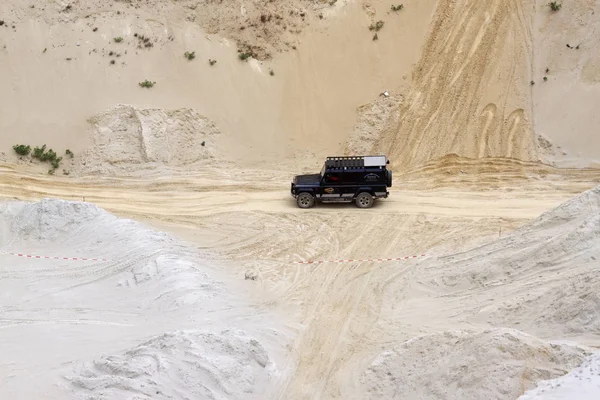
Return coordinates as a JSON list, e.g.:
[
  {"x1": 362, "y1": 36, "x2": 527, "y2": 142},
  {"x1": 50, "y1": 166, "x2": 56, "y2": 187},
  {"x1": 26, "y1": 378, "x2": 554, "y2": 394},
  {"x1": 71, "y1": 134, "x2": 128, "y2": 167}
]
[
  {"x1": 74, "y1": 104, "x2": 224, "y2": 176},
  {"x1": 359, "y1": 328, "x2": 593, "y2": 400}
]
